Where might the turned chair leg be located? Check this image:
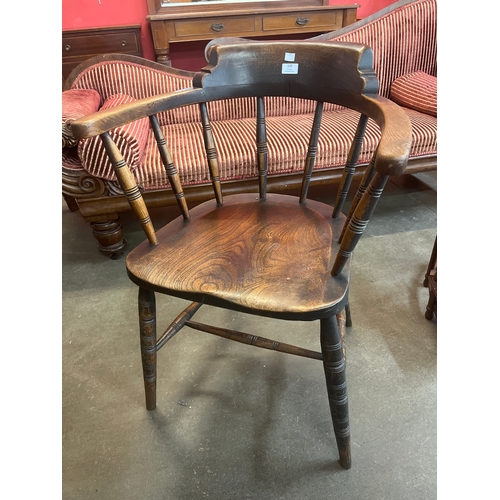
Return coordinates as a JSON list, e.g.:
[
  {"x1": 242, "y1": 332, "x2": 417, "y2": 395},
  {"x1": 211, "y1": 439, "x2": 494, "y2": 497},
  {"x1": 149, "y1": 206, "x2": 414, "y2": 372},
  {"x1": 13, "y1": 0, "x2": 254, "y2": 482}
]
[
  {"x1": 138, "y1": 287, "x2": 157, "y2": 410},
  {"x1": 320, "y1": 315, "x2": 351, "y2": 469}
]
